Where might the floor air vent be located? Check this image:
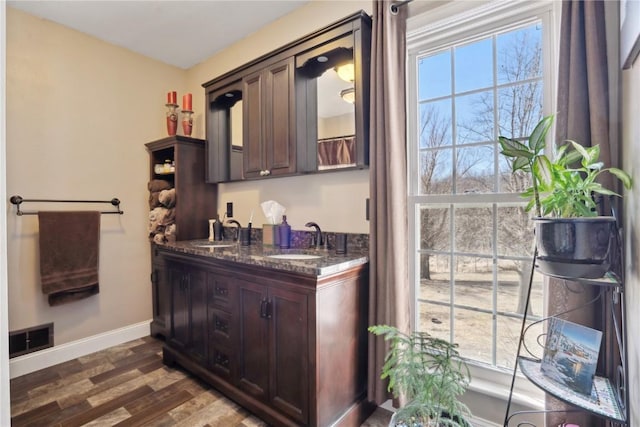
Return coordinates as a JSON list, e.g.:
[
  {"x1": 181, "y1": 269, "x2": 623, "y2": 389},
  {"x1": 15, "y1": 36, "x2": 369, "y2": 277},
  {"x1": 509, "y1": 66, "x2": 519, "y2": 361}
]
[{"x1": 9, "y1": 323, "x2": 54, "y2": 358}]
